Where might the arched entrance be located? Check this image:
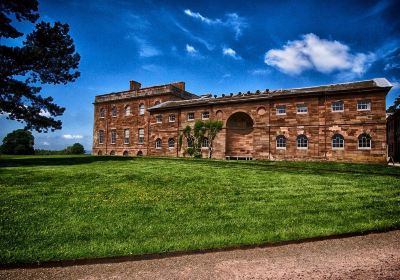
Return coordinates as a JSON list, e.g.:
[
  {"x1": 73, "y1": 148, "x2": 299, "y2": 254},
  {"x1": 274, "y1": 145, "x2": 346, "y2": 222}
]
[{"x1": 226, "y1": 112, "x2": 254, "y2": 159}]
